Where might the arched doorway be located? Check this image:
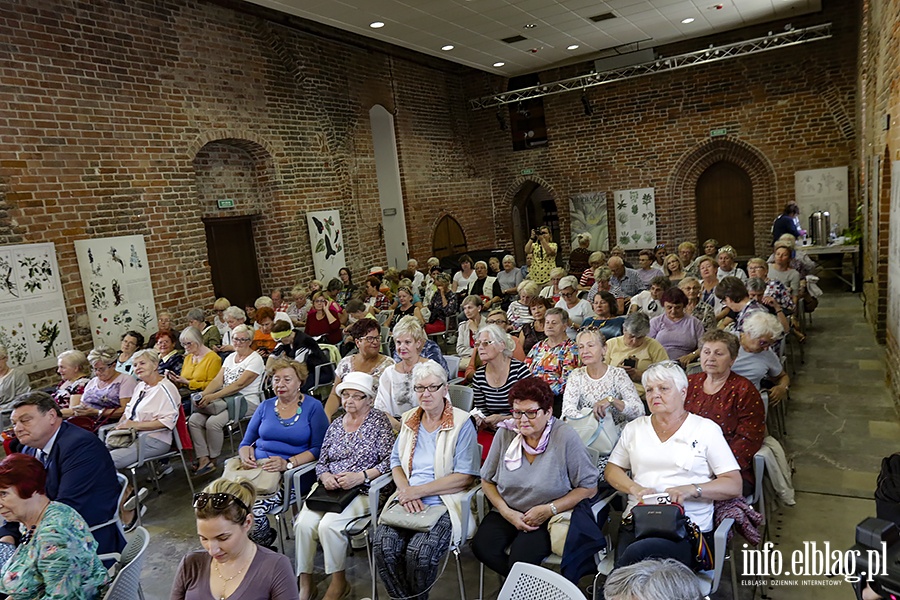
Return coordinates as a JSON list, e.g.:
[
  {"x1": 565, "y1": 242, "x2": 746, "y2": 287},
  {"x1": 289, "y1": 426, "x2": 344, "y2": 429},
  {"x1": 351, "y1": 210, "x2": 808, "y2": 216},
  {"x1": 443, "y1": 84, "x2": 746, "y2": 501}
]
[
  {"x1": 695, "y1": 161, "x2": 754, "y2": 256},
  {"x1": 511, "y1": 181, "x2": 559, "y2": 265},
  {"x1": 432, "y1": 214, "x2": 467, "y2": 259}
]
